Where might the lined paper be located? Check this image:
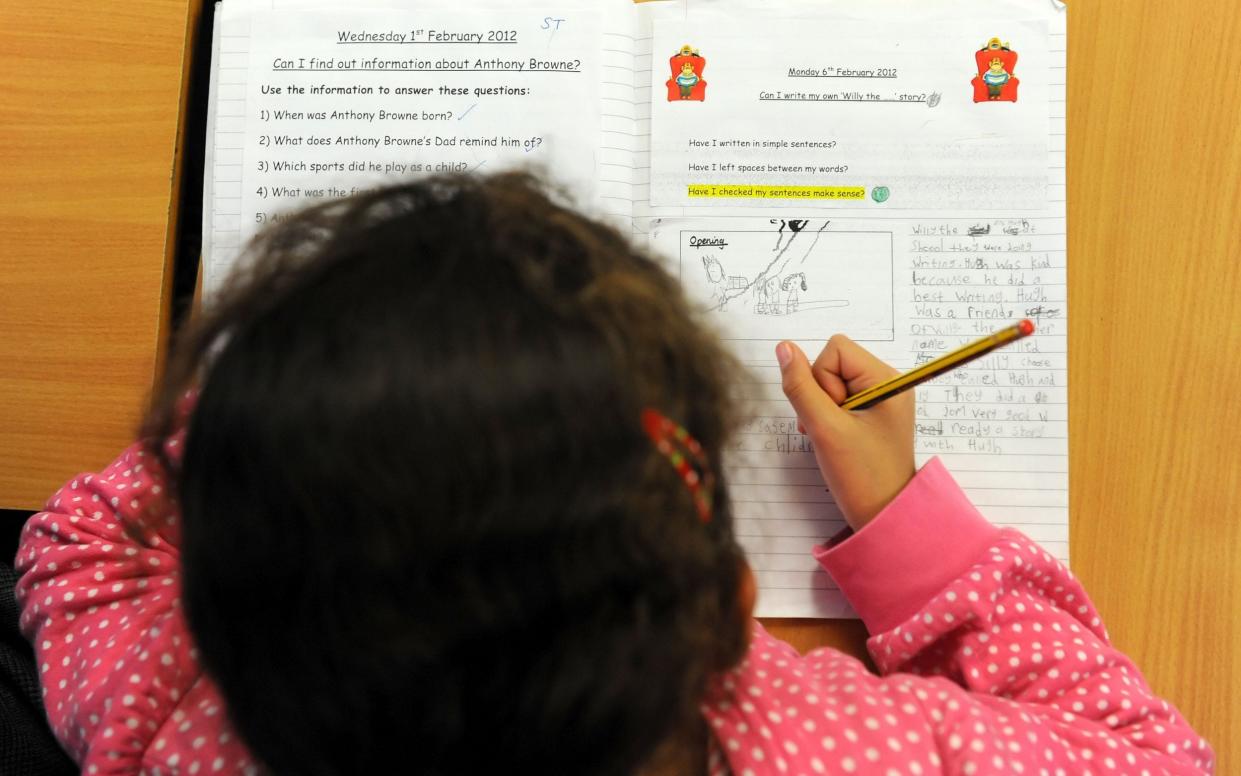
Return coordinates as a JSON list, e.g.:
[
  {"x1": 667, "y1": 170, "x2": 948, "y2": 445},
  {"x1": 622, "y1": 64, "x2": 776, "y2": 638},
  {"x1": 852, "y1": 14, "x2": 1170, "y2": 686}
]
[
  {"x1": 645, "y1": 5, "x2": 1068, "y2": 617},
  {"x1": 203, "y1": 0, "x2": 1069, "y2": 619}
]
